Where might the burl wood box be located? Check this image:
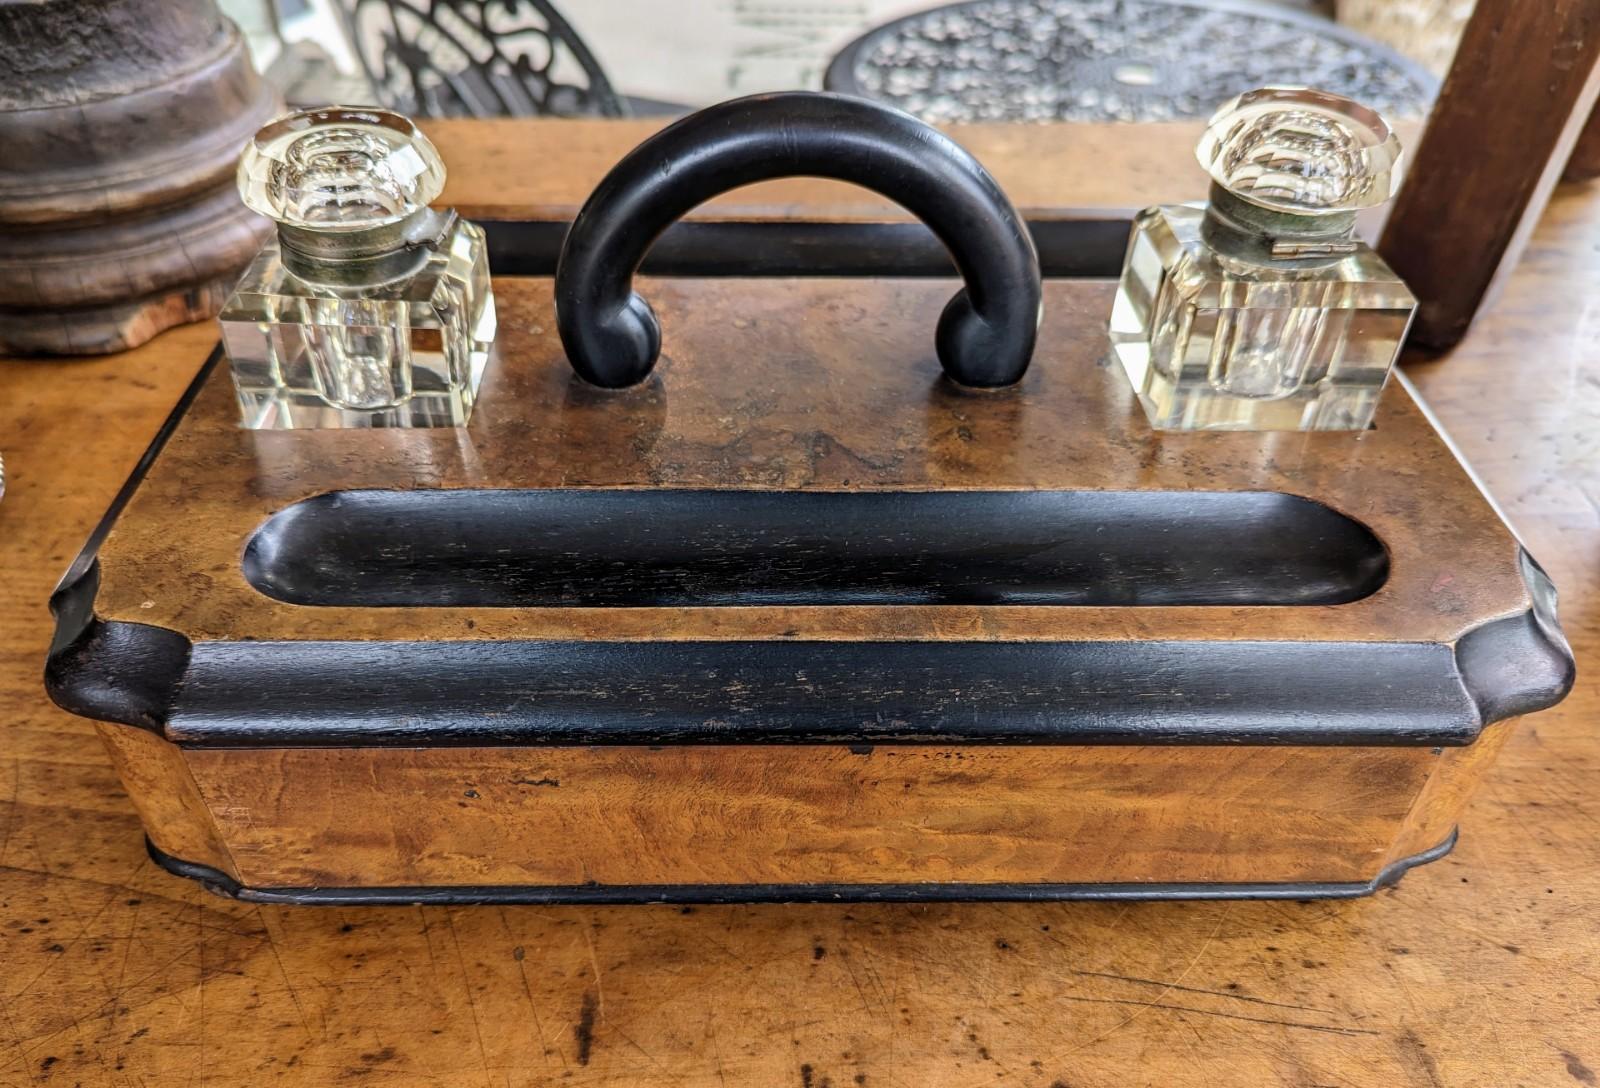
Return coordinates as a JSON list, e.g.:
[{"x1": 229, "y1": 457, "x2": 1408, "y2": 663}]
[{"x1": 47, "y1": 101, "x2": 1573, "y2": 905}]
